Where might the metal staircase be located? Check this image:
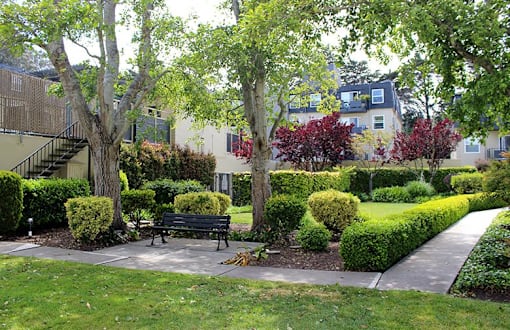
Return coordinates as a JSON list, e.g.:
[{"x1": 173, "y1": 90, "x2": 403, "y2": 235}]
[{"x1": 11, "y1": 121, "x2": 88, "y2": 178}]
